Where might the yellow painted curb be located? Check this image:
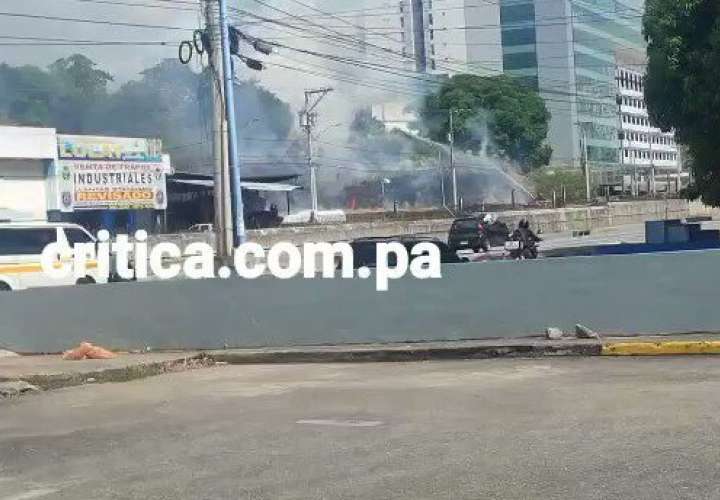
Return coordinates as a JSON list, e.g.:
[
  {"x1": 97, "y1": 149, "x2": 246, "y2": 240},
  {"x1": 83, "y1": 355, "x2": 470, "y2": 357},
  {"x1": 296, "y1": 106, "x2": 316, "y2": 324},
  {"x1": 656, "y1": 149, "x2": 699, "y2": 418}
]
[{"x1": 602, "y1": 341, "x2": 720, "y2": 356}]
